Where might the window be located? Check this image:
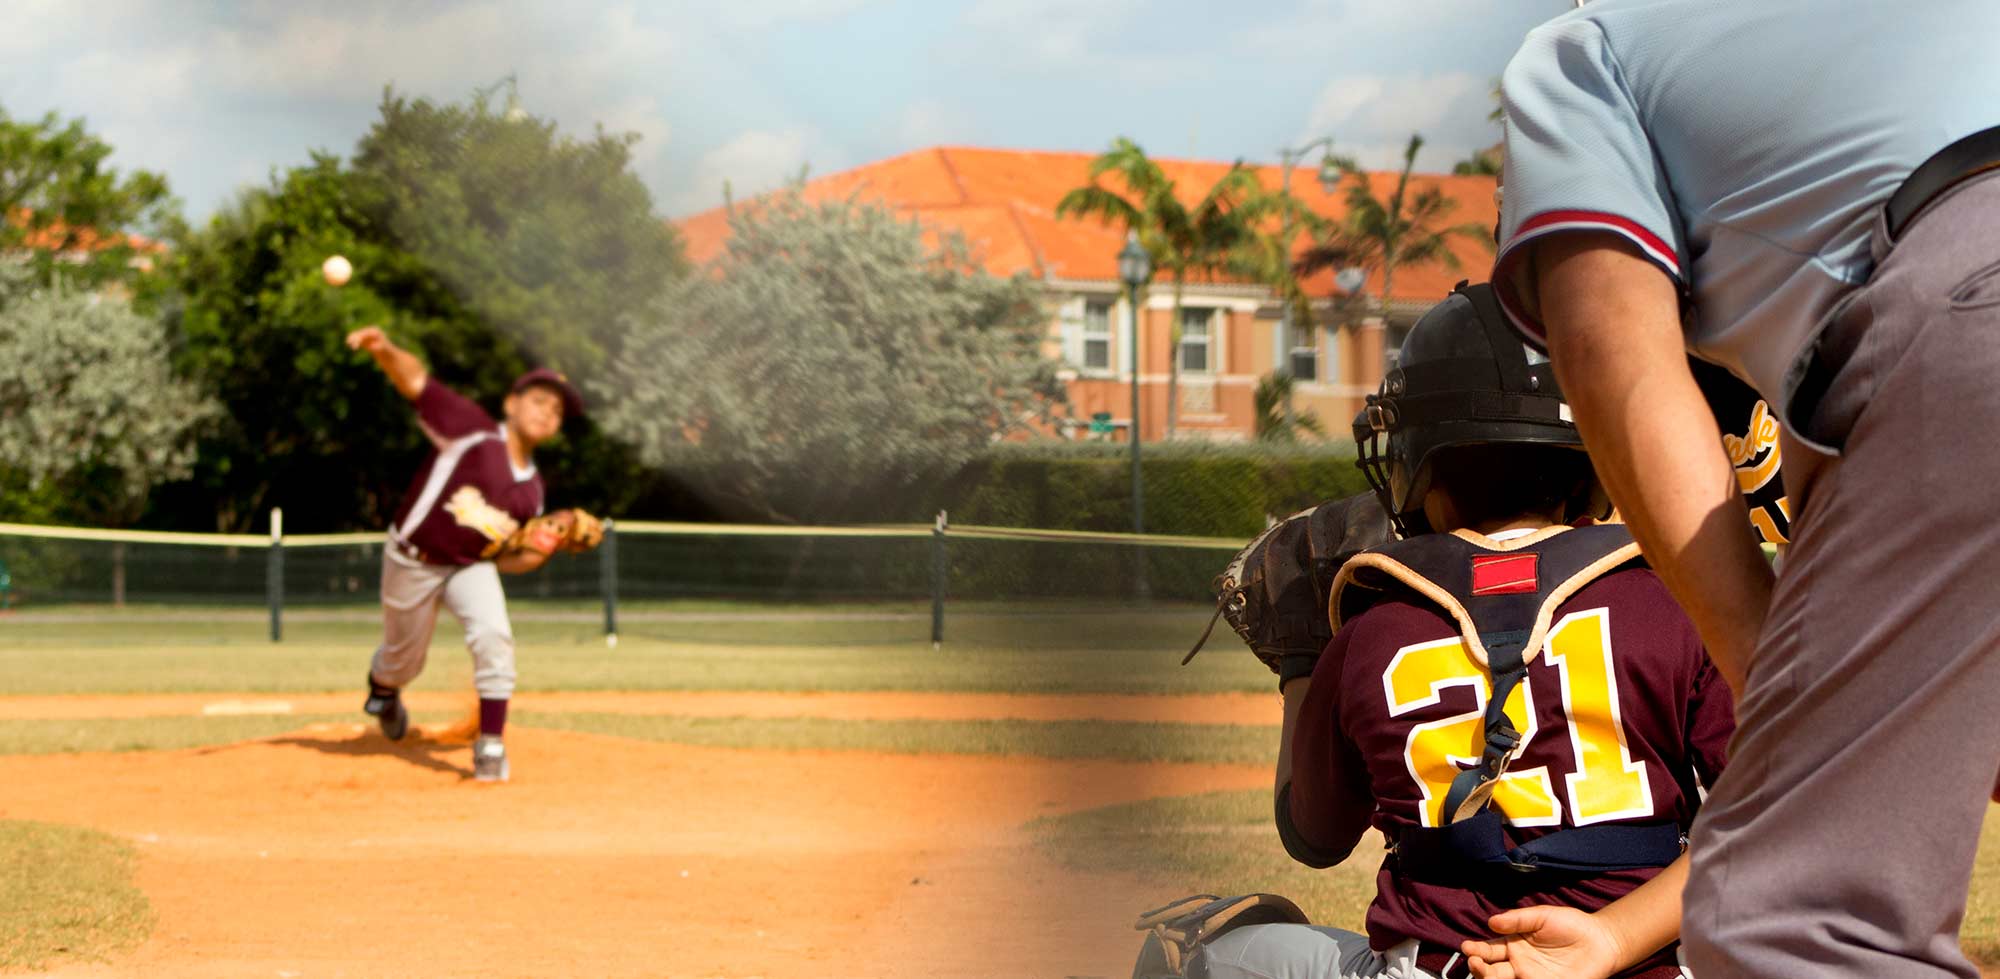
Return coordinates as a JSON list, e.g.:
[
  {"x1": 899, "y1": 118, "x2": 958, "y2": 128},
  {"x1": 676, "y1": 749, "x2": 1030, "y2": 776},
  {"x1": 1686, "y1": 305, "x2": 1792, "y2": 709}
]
[
  {"x1": 1289, "y1": 340, "x2": 1317, "y2": 382},
  {"x1": 1179, "y1": 307, "x2": 1213, "y2": 373},
  {"x1": 1385, "y1": 321, "x2": 1413, "y2": 367},
  {"x1": 1083, "y1": 300, "x2": 1113, "y2": 370}
]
